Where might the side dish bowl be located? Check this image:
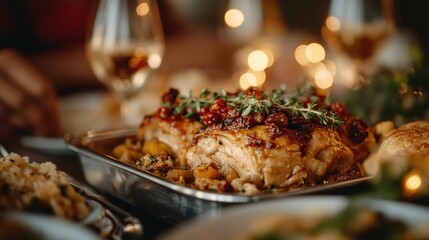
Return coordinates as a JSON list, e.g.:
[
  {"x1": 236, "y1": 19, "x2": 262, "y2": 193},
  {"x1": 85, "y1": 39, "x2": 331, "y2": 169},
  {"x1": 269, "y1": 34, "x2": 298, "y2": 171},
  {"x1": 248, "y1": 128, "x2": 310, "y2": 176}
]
[{"x1": 160, "y1": 196, "x2": 429, "y2": 240}]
